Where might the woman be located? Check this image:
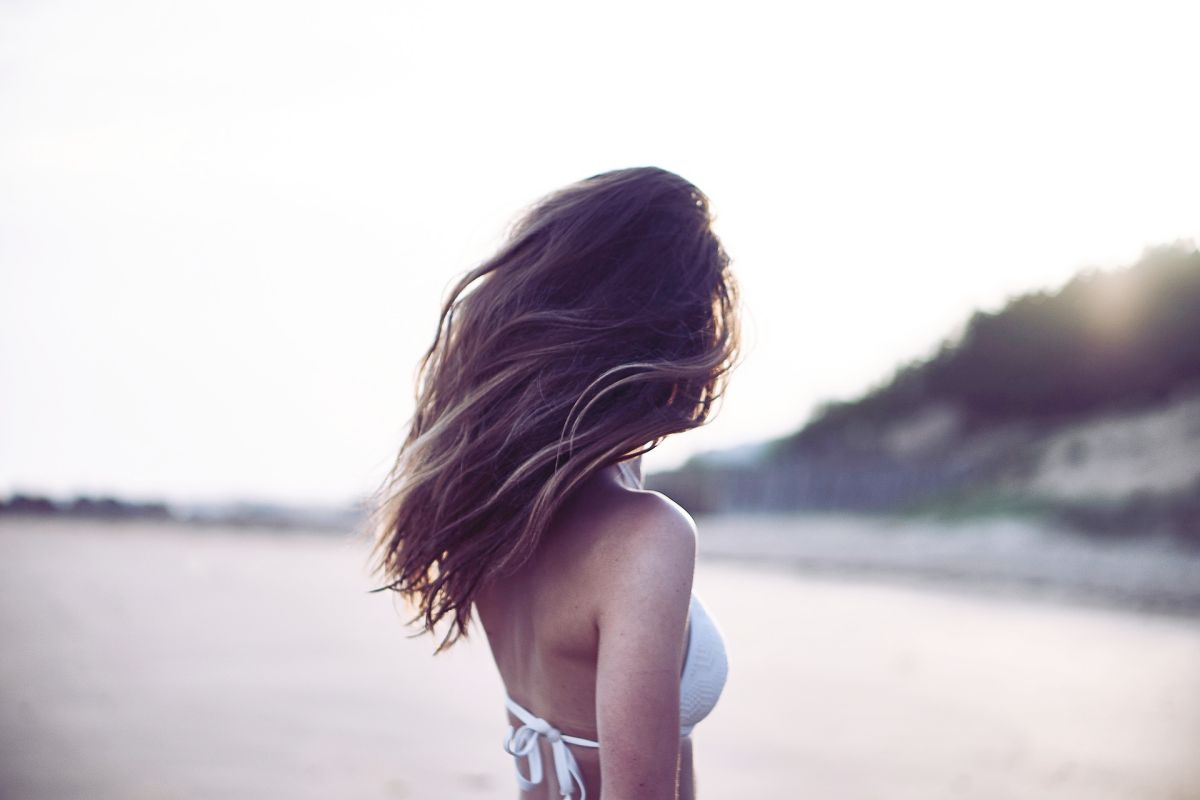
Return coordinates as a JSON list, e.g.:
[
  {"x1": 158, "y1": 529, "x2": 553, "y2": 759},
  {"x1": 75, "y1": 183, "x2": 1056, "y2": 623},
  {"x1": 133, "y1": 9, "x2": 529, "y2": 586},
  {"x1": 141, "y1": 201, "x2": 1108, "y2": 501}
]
[{"x1": 368, "y1": 166, "x2": 740, "y2": 799}]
